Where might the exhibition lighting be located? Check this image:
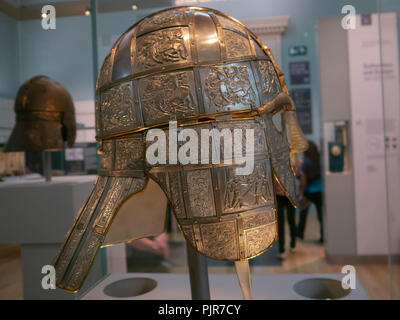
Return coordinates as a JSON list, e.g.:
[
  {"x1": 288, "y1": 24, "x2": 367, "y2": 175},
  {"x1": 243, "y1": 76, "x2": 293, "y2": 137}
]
[
  {"x1": 84, "y1": 8, "x2": 91, "y2": 16},
  {"x1": 132, "y1": 5, "x2": 138, "y2": 10}
]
